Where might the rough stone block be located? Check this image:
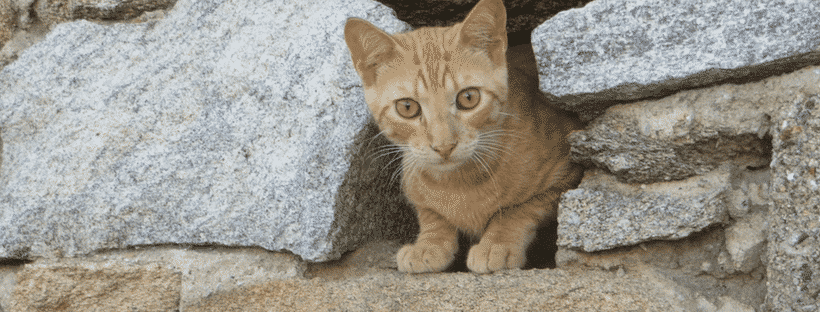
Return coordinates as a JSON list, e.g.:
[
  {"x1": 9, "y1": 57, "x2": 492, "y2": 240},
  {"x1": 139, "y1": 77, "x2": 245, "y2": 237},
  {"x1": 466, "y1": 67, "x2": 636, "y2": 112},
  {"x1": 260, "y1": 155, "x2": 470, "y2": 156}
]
[
  {"x1": 569, "y1": 65, "x2": 820, "y2": 184},
  {"x1": 556, "y1": 227, "x2": 767, "y2": 310},
  {"x1": 767, "y1": 91, "x2": 820, "y2": 311},
  {"x1": 0, "y1": 263, "x2": 20, "y2": 311},
  {"x1": 0, "y1": 0, "x2": 14, "y2": 47},
  {"x1": 724, "y1": 212, "x2": 766, "y2": 274},
  {"x1": 9, "y1": 259, "x2": 180, "y2": 312},
  {"x1": 726, "y1": 168, "x2": 771, "y2": 220},
  {"x1": 0, "y1": 0, "x2": 415, "y2": 262},
  {"x1": 558, "y1": 165, "x2": 732, "y2": 252},
  {"x1": 75, "y1": 246, "x2": 306, "y2": 308},
  {"x1": 716, "y1": 296, "x2": 755, "y2": 312},
  {"x1": 532, "y1": 0, "x2": 820, "y2": 120},
  {"x1": 34, "y1": 0, "x2": 176, "y2": 25},
  {"x1": 185, "y1": 268, "x2": 680, "y2": 311}
]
